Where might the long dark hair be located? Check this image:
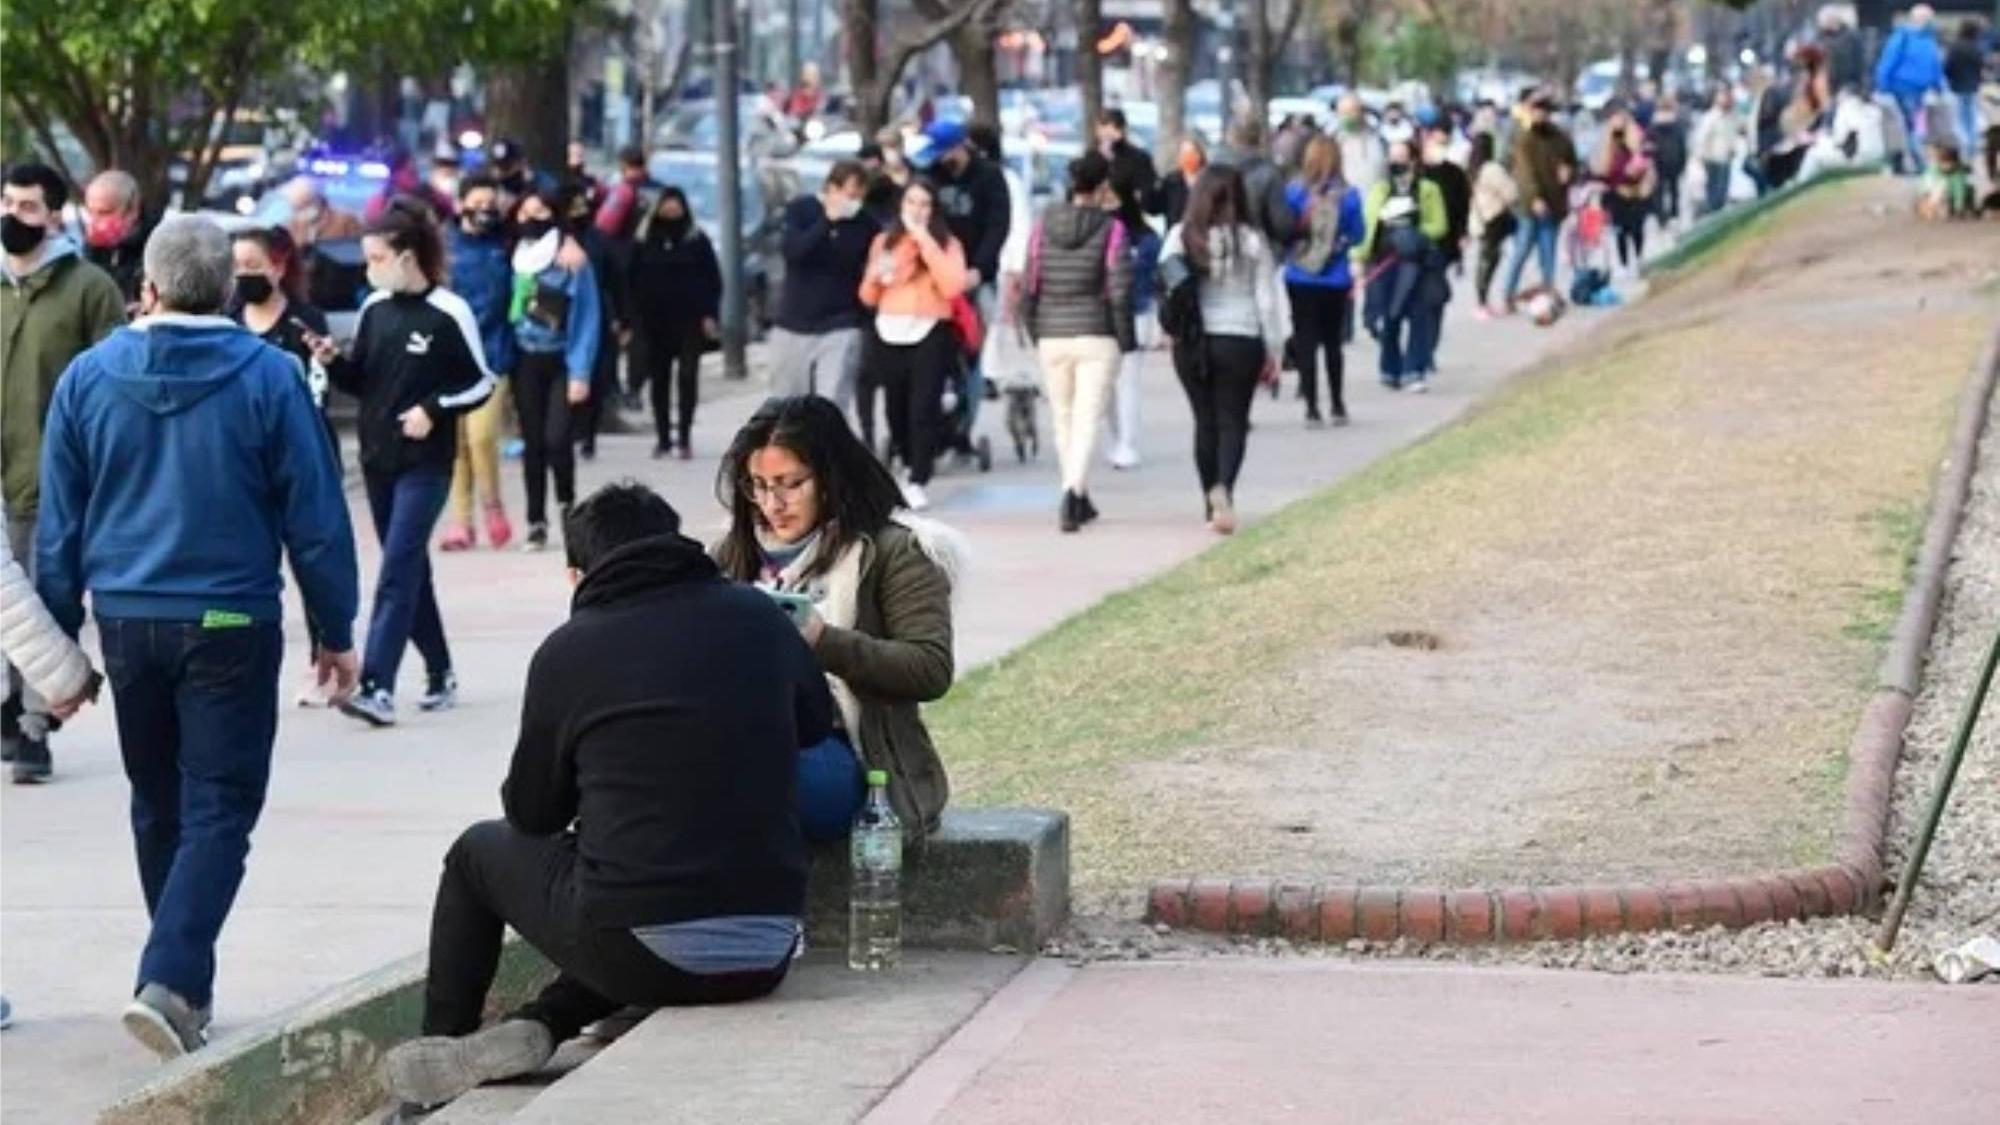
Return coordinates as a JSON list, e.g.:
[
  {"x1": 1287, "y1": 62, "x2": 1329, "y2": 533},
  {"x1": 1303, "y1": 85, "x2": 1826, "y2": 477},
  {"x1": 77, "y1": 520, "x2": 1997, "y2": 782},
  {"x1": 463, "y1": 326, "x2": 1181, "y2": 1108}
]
[
  {"x1": 1182, "y1": 165, "x2": 1250, "y2": 272},
  {"x1": 883, "y1": 178, "x2": 953, "y2": 251},
  {"x1": 364, "y1": 196, "x2": 447, "y2": 285},
  {"x1": 714, "y1": 395, "x2": 908, "y2": 583},
  {"x1": 232, "y1": 224, "x2": 307, "y2": 303},
  {"x1": 1468, "y1": 131, "x2": 1496, "y2": 178}
]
